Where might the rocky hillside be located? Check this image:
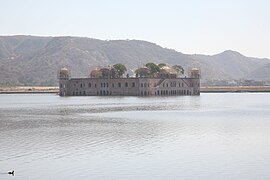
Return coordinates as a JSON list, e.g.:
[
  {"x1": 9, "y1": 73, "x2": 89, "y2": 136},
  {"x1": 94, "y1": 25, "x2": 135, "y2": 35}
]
[
  {"x1": 0, "y1": 35, "x2": 269, "y2": 86},
  {"x1": 247, "y1": 63, "x2": 270, "y2": 80}
]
